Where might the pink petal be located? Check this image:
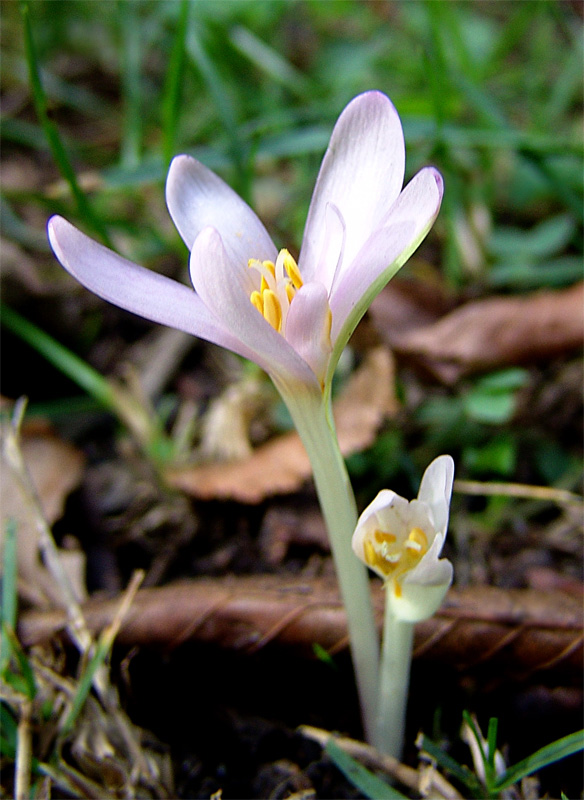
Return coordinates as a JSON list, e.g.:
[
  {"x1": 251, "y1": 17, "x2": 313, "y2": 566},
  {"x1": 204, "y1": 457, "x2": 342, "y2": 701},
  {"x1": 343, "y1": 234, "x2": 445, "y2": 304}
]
[
  {"x1": 47, "y1": 216, "x2": 243, "y2": 354},
  {"x1": 189, "y1": 227, "x2": 320, "y2": 389},
  {"x1": 284, "y1": 282, "x2": 332, "y2": 385},
  {"x1": 329, "y1": 221, "x2": 416, "y2": 341},
  {"x1": 328, "y1": 167, "x2": 443, "y2": 346},
  {"x1": 381, "y1": 166, "x2": 444, "y2": 230},
  {"x1": 166, "y1": 155, "x2": 277, "y2": 264},
  {"x1": 299, "y1": 91, "x2": 405, "y2": 287}
]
